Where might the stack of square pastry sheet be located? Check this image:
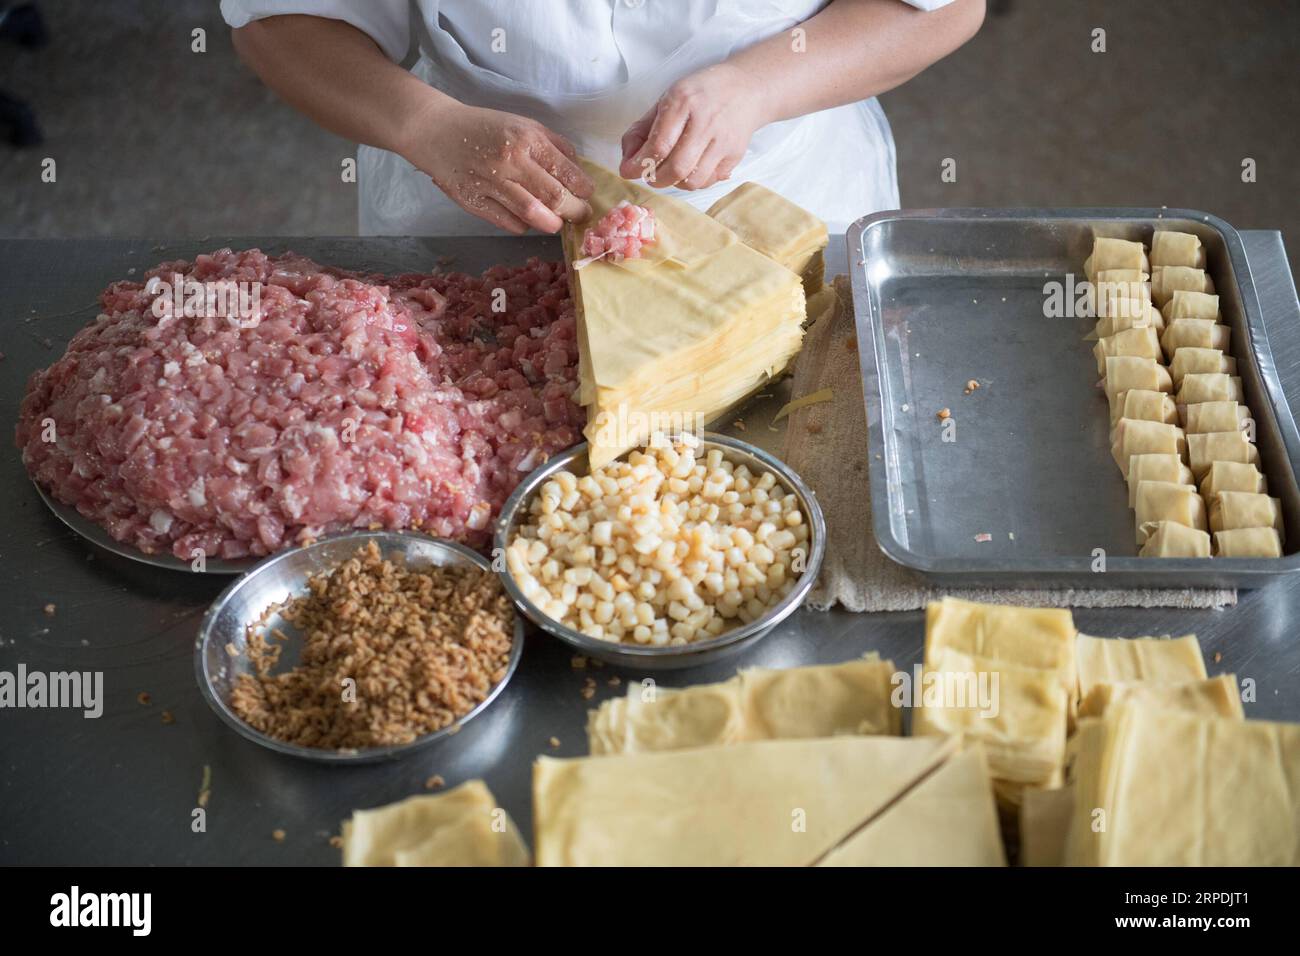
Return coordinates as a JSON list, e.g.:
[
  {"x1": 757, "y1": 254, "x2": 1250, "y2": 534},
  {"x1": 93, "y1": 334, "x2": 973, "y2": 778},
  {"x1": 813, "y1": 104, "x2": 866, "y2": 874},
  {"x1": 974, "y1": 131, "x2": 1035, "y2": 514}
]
[
  {"x1": 562, "y1": 161, "x2": 826, "y2": 467},
  {"x1": 1088, "y1": 232, "x2": 1284, "y2": 557},
  {"x1": 911, "y1": 598, "x2": 1076, "y2": 819},
  {"x1": 339, "y1": 598, "x2": 1298, "y2": 866},
  {"x1": 1021, "y1": 631, "x2": 1300, "y2": 866}
]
